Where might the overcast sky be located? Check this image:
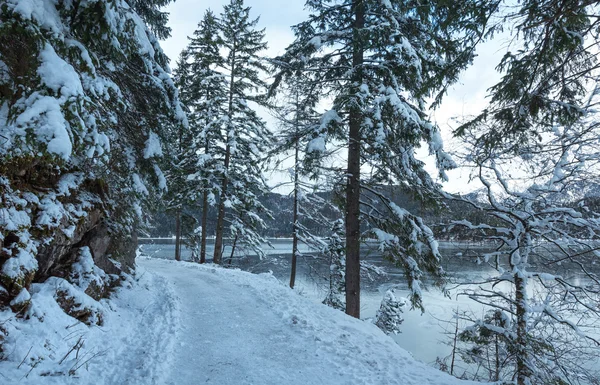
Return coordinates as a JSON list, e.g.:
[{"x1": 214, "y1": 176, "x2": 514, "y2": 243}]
[{"x1": 161, "y1": 0, "x2": 506, "y2": 194}]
